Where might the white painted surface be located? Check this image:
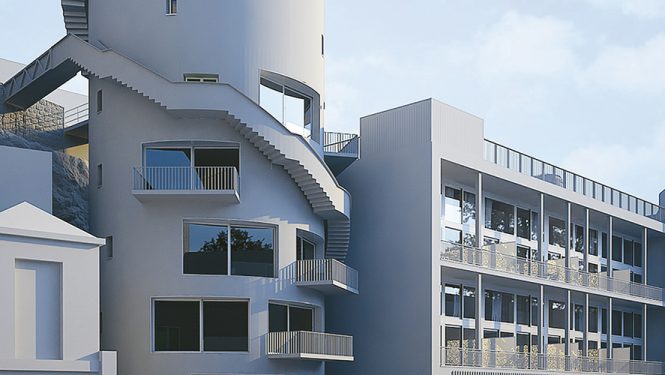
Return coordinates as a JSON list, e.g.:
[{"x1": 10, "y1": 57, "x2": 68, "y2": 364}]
[{"x1": 0, "y1": 146, "x2": 52, "y2": 213}]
